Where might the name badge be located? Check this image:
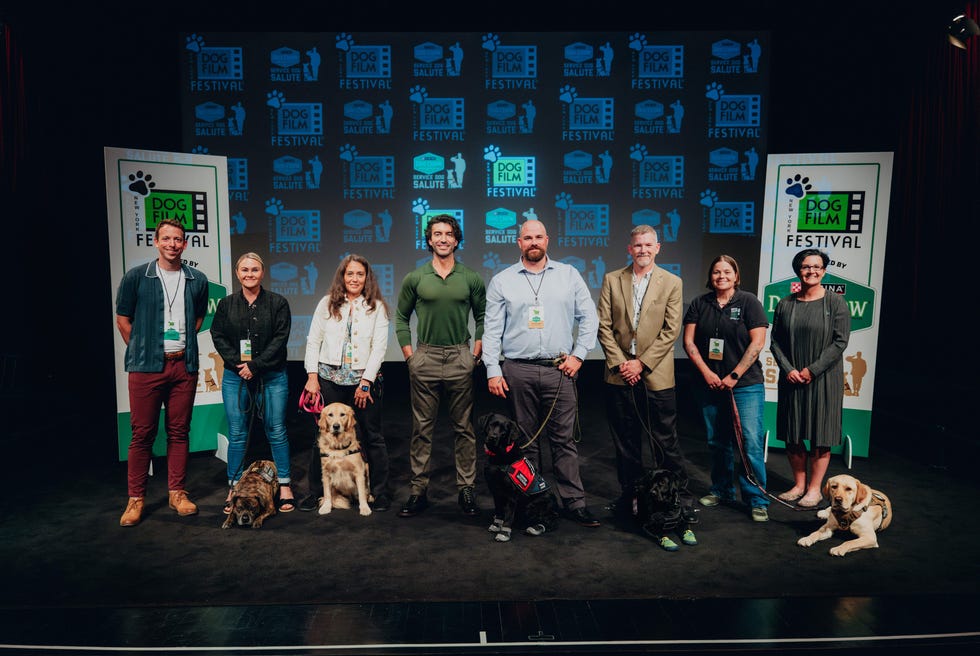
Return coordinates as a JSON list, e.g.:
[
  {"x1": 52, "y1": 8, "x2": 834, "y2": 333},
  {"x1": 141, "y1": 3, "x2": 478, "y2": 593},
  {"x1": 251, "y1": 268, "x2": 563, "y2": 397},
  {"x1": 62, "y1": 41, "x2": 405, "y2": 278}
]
[
  {"x1": 528, "y1": 306, "x2": 544, "y2": 329},
  {"x1": 164, "y1": 320, "x2": 180, "y2": 341},
  {"x1": 708, "y1": 338, "x2": 724, "y2": 361},
  {"x1": 240, "y1": 339, "x2": 253, "y2": 362}
]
